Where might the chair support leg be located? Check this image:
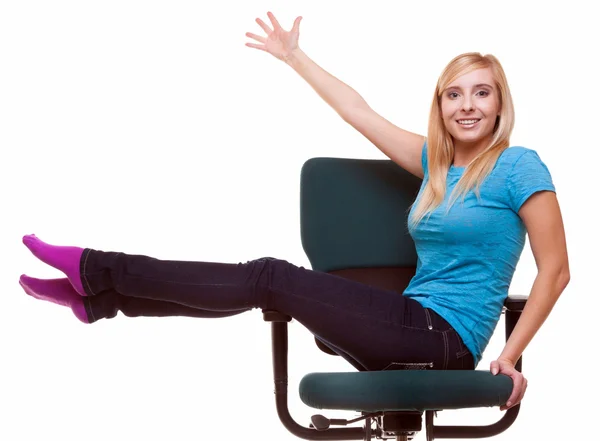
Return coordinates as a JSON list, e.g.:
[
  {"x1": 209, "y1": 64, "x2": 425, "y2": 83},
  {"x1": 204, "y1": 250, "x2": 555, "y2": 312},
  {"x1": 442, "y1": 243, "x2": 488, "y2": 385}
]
[
  {"x1": 428, "y1": 308, "x2": 524, "y2": 439},
  {"x1": 270, "y1": 321, "x2": 366, "y2": 440}
]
